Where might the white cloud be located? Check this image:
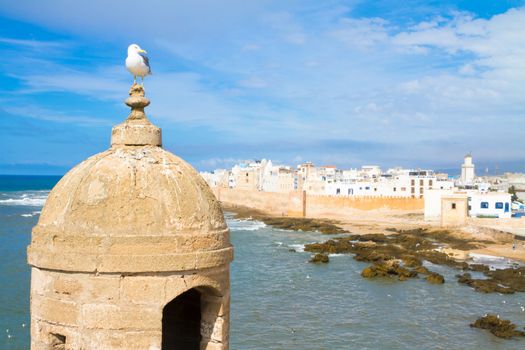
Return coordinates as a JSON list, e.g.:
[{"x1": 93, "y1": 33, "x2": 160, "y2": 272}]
[
  {"x1": 1, "y1": 2, "x2": 524, "y2": 166},
  {"x1": 330, "y1": 17, "x2": 390, "y2": 49},
  {"x1": 197, "y1": 157, "x2": 246, "y2": 169}
]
